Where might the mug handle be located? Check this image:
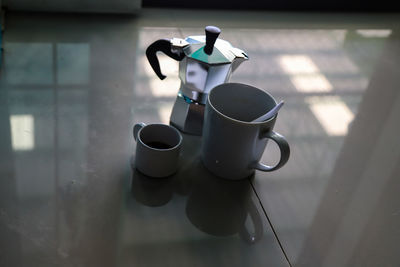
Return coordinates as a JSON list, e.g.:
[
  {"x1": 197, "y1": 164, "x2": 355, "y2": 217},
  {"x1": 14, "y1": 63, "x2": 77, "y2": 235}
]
[
  {"x1": 254, "y1": 131, "x2": 290, "y2": 172},
  {"x1": 133, "y1": 122, "x2": 146, "y2": 141},
  {"x1": 239, "y1": 200, "x2": 264, "y2": 244}
]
